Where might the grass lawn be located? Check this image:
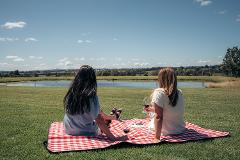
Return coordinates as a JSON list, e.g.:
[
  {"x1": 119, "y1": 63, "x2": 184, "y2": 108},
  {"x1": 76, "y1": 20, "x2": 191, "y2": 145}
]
[{"x1": 0, "y1": 86, "x2": 239, "y2": 160}]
